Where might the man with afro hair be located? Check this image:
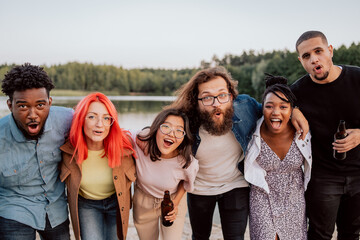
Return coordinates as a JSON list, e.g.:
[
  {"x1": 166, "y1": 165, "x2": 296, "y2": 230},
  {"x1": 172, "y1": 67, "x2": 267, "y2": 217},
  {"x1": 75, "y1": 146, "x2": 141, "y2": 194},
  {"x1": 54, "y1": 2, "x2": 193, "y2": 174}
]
[{"x1": 0, "y1": 63, "x2": 73, "y2": 240}]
